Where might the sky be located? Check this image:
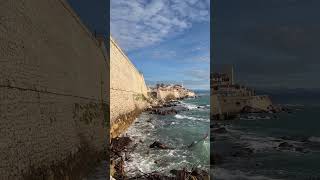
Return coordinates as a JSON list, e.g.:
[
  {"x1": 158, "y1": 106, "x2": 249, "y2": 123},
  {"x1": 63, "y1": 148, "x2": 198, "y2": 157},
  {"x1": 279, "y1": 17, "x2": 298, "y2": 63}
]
[
  {"x1": 213, "y1": 0, "x2": 320, "y2": 90},
  {"x1": 111, "y1": 0, "x2": 210, "y2": 90},
  {"x1": 67, "y1": 0, "x2": 108, "y2": 38}
]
